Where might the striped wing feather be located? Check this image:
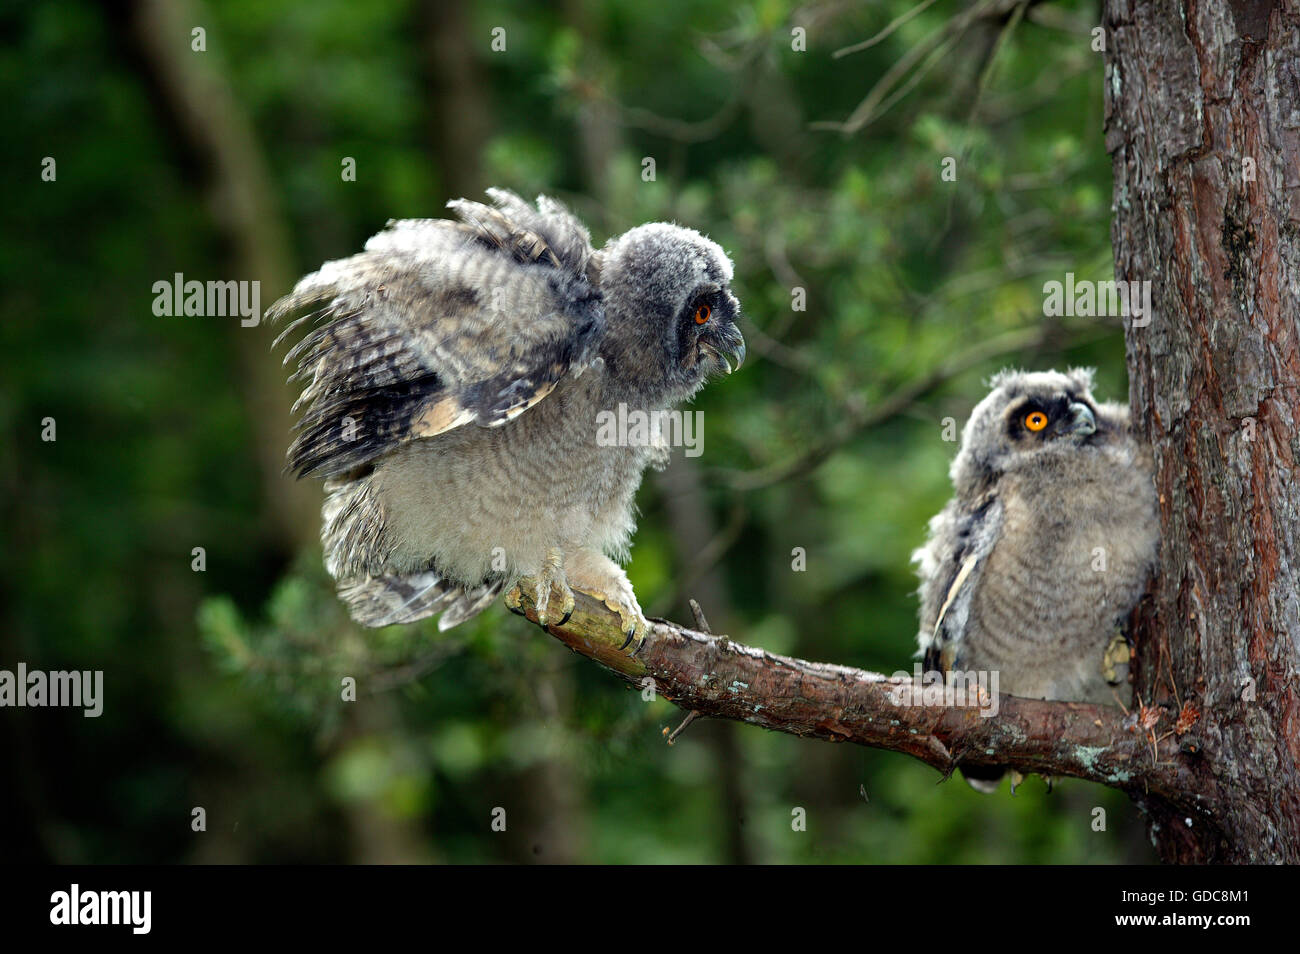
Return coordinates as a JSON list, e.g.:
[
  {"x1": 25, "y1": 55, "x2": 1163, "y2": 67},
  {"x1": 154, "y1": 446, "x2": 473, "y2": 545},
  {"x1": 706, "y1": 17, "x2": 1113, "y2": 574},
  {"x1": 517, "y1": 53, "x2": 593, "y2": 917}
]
[{"x1": 269, "y1": 189, "x2": 605, "y2": 479}]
